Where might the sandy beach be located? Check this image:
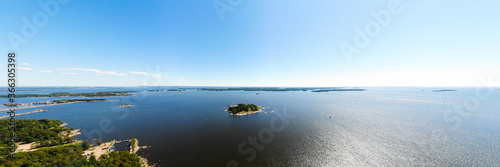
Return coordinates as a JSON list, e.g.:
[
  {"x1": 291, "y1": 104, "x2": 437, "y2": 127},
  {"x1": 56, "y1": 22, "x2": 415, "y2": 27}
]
[
  {"x1": 83, "y1": 140, "x2": 115, "y2": 159},
  {"x1": 15, "y1": 142, "x2": 39, "y2": 153}
]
